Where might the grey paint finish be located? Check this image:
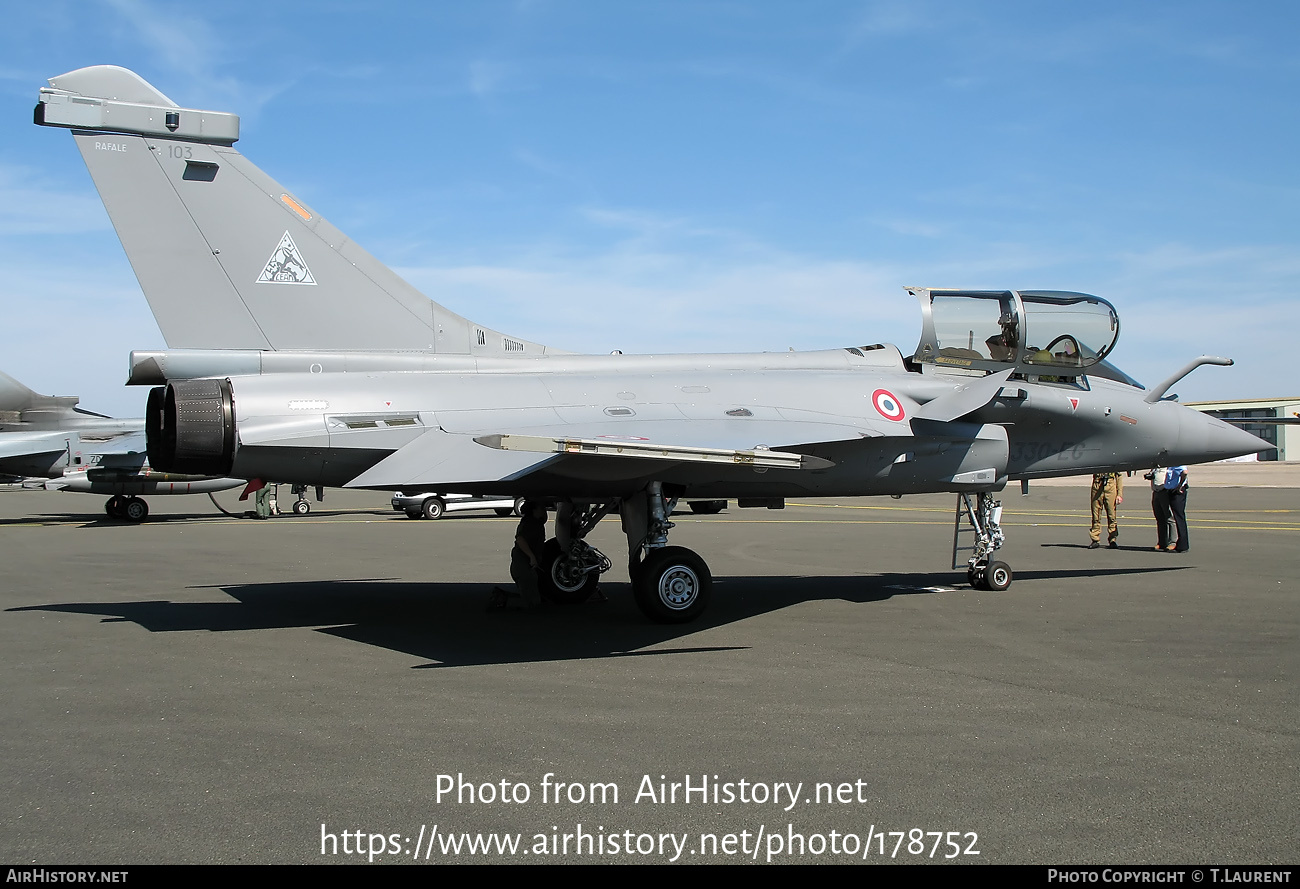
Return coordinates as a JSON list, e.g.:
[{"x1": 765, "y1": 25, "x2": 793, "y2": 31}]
[
  {"x1": 71, "y1": 131, "x2": 271, "y2": 349},
  {"x1": 48, "y1": 65, "x2": 177, "y2": 107},
  {"x1": 124, "y1": 344, "x2": 908, "y2": 386},
  {"x1": 38, "y1": 66, "x2": 547, "y2": 357},
  {"x1": 206, "y1": 356, "x2": 1266, "y2": 497}
]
